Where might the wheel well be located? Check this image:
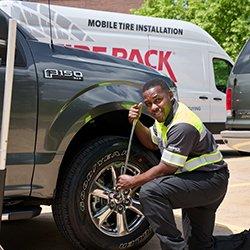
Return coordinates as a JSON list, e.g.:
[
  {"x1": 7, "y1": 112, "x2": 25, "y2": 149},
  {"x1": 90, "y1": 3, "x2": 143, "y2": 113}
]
[{"x1": 56, "y1": 110, "x2": 155, "y2": 186}]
